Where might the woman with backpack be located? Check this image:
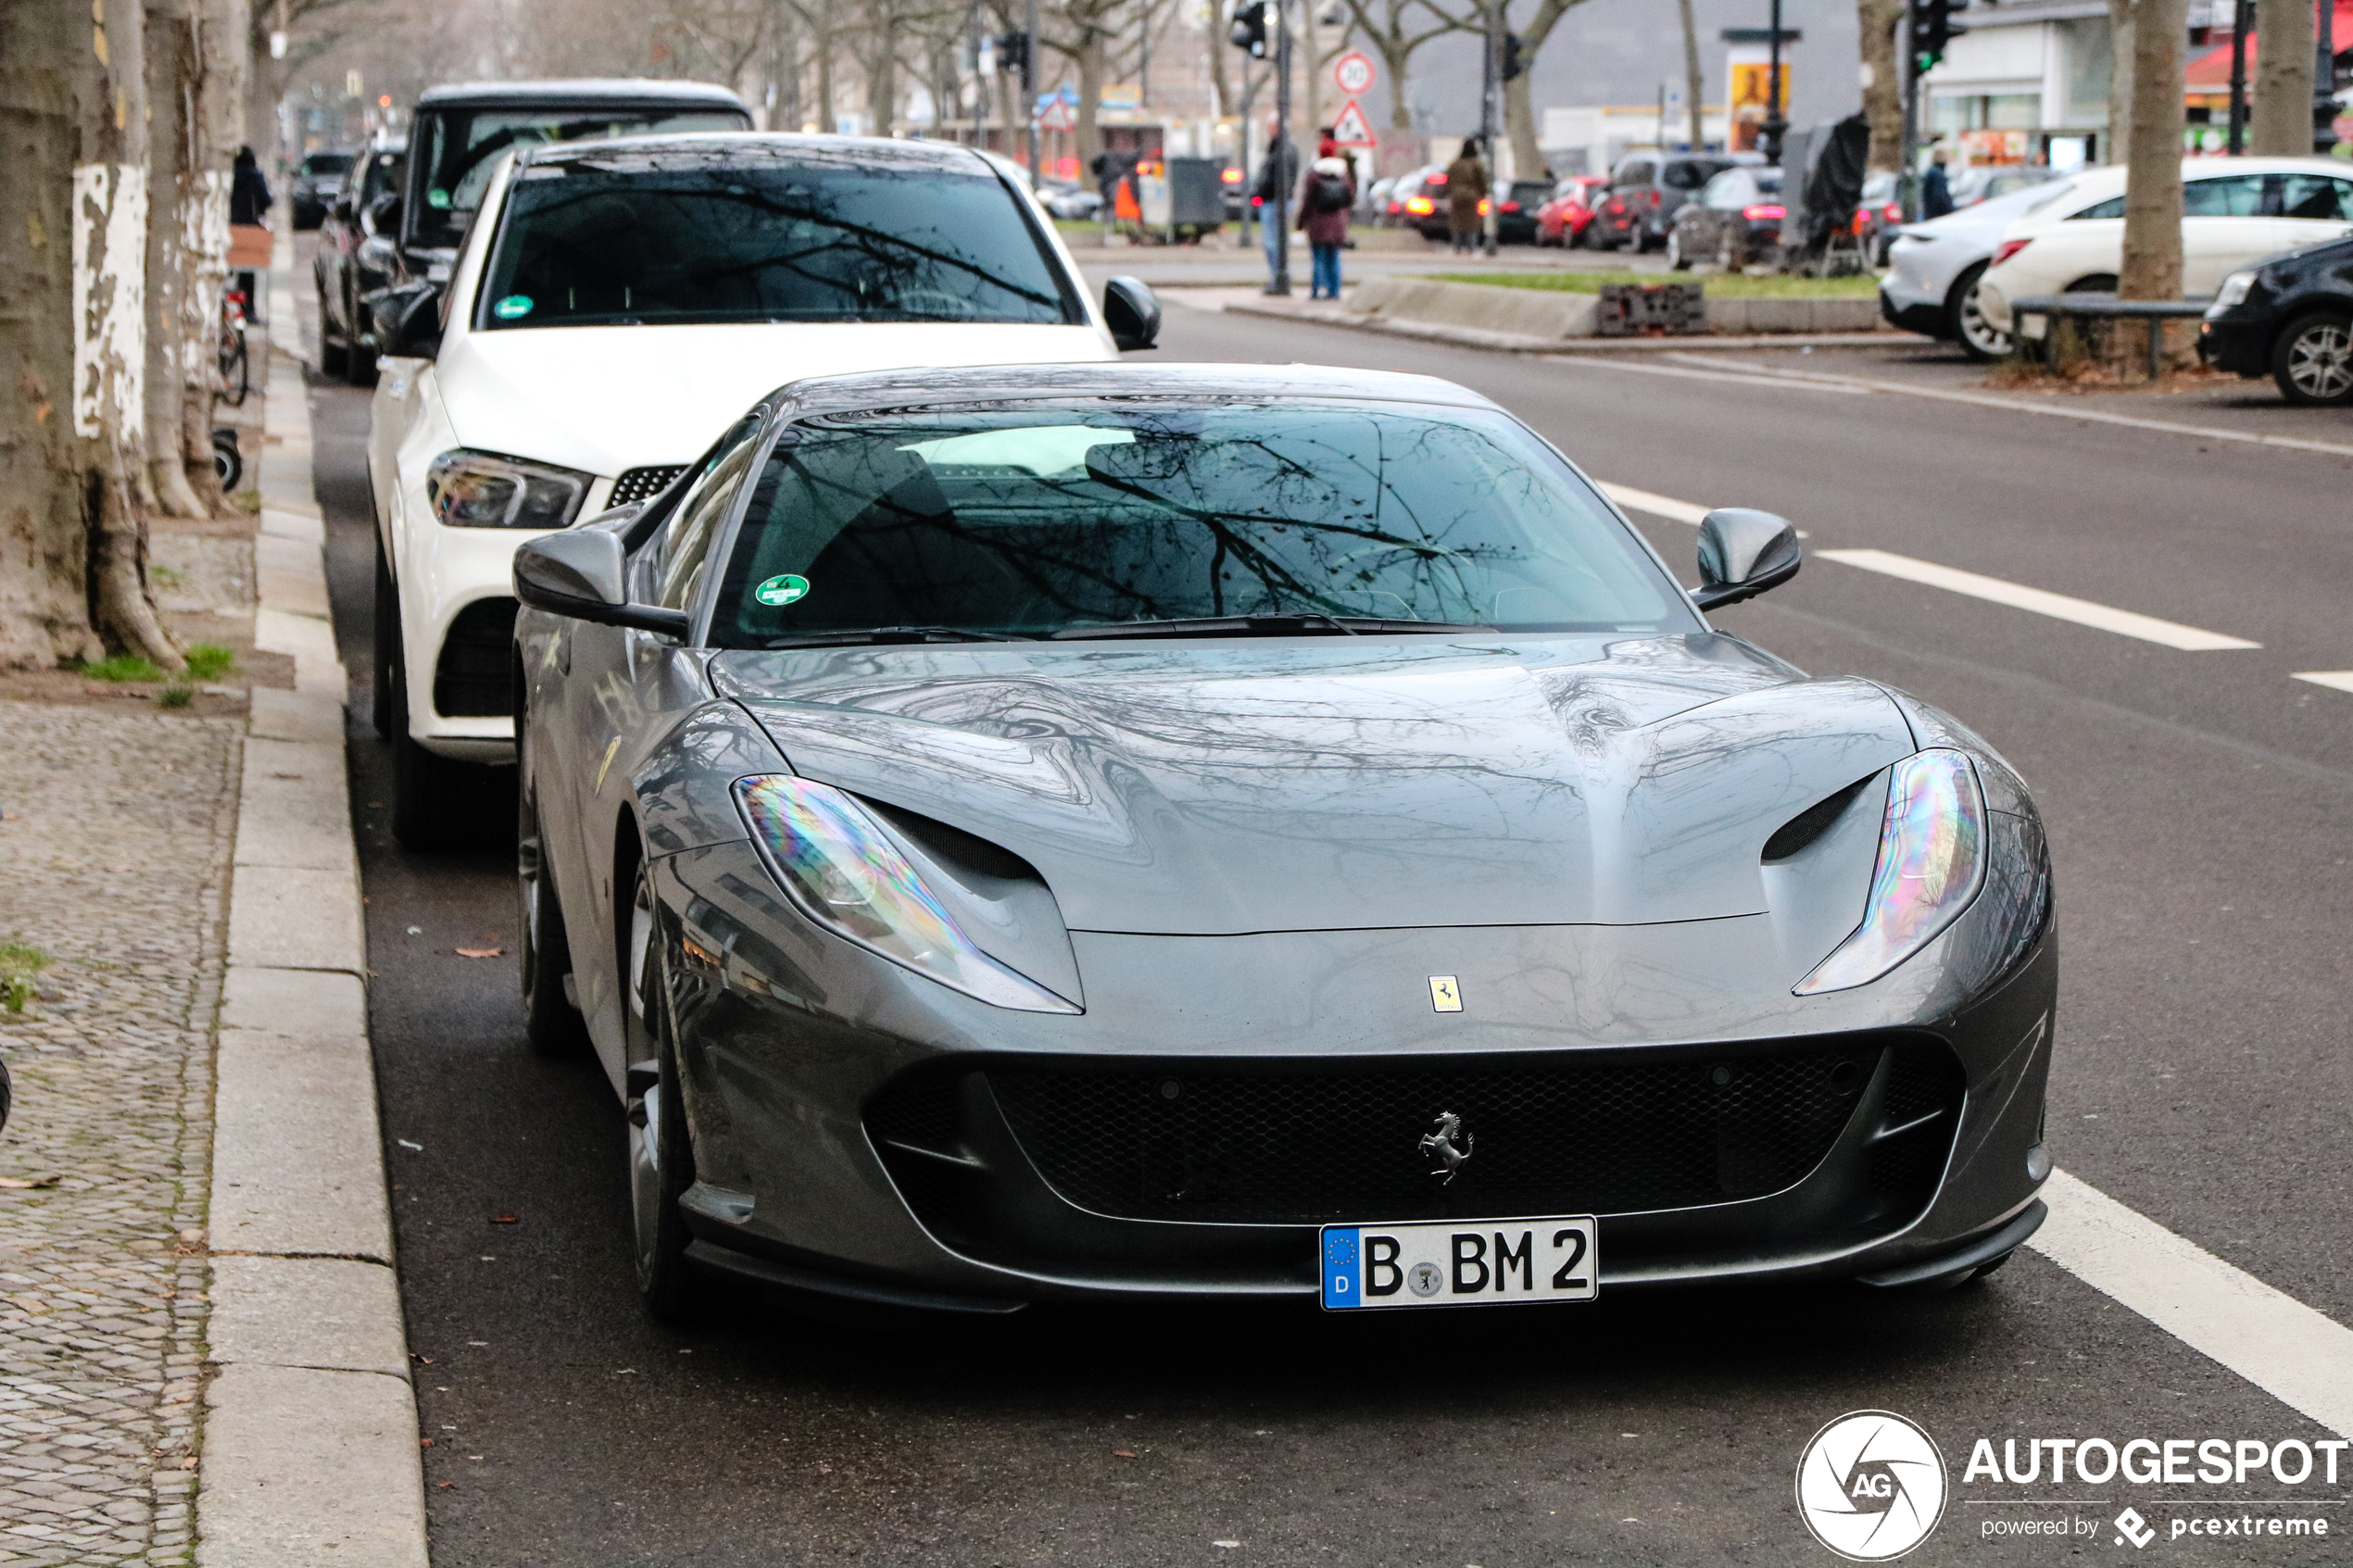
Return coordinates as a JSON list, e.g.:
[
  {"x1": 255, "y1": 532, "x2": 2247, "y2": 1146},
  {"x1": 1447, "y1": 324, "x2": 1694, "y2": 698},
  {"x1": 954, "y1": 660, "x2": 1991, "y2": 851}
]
[{"x1": 1298, "y1": 156, "x2": 1355, "y2": 301}]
